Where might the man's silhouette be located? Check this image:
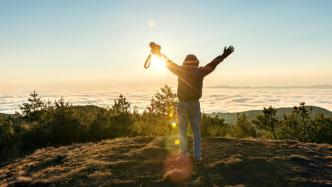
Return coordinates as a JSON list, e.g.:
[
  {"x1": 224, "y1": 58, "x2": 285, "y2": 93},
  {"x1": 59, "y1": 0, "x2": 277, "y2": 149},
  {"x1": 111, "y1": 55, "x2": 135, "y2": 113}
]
[{"x1": 152, "y1": 45, "x2": 234, "y2": 161}]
